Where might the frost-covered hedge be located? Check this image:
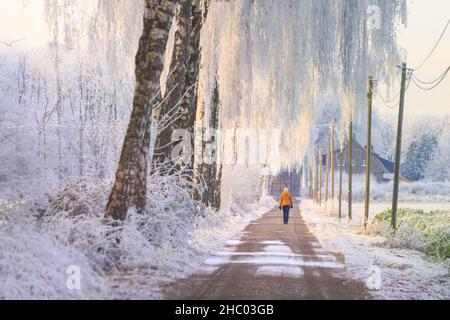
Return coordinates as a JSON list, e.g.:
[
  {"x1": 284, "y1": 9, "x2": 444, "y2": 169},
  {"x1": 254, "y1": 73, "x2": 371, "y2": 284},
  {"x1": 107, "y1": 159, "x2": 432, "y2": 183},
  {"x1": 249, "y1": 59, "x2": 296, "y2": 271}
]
[{"x1": 372, "y1": 209, "x2": 450, "y2": 261}]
